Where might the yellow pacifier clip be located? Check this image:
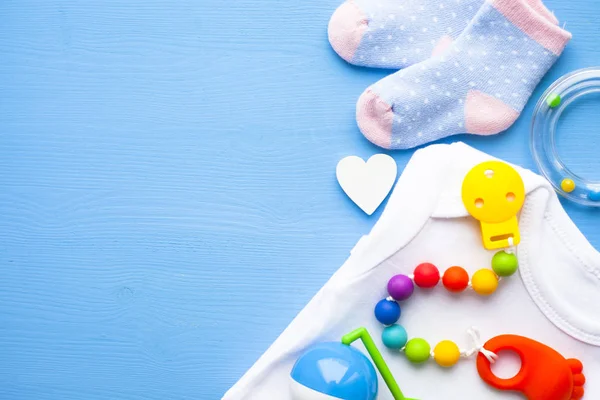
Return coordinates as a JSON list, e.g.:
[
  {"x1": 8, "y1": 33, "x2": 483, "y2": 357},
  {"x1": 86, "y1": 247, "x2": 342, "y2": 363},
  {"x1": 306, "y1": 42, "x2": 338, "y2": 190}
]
[{"x1": 461, "y1": 161, "x2": 525, "y2": 250}]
